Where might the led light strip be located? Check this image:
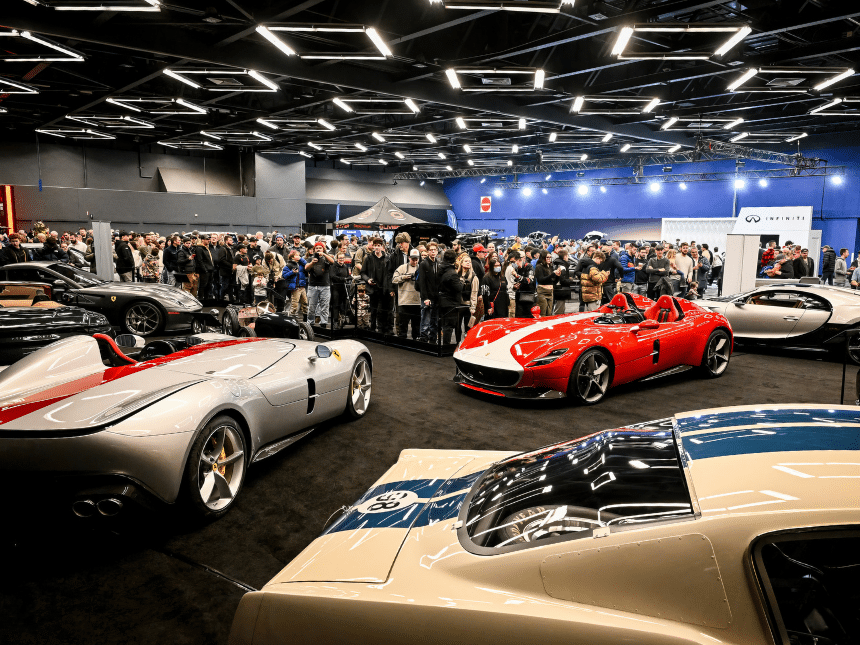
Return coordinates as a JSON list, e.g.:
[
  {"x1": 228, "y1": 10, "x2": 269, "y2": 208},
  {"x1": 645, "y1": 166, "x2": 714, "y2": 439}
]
[
  {"x1": 0, "y1": 30, "x2": 84, "y2": 62},
  {"x1": 259, "y1": 23, "x2": 392, "y2": 59},
  {"x1": 51, "y1": 0, "x2": 160, "y2": 10},
  {"x1": 611, "y1": 22, "x2": 750, "y2": 61},
  {"x1": 162, "y1": 68, "x2": 279, "y2": 92}
]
